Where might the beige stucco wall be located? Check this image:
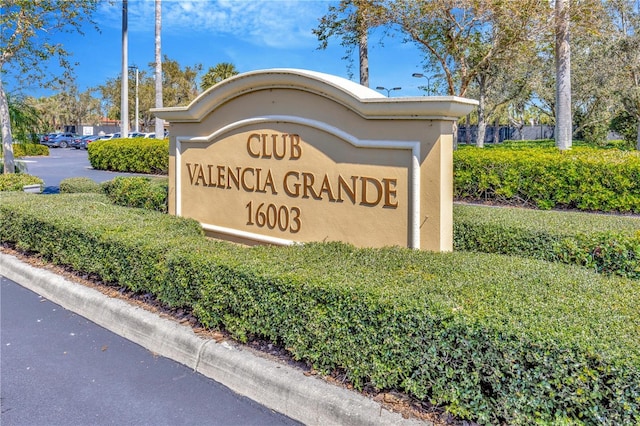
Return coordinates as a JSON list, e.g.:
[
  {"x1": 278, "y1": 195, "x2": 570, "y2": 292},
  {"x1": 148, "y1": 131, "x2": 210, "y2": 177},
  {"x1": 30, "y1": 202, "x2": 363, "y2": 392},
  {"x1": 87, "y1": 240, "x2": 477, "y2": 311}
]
[{"x1": 155, "y1": 69, "x2": 477, "y2": 251}]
